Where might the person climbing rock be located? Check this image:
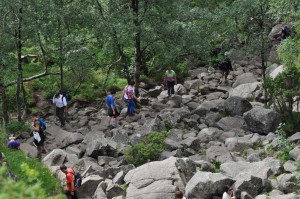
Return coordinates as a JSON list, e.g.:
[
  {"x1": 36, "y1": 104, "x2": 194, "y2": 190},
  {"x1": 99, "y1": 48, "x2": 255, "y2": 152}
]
[
  {"x1": 106, "y1": 89, "x2": 120, "y2": 127},
  {"x1": 60, "y1": 165, "x2": 78, "y2": 199},
  {"x1": 53, "y1": 92, "x2": 67, "y2": 127},
  {"x1": 281, "y1": 26, "x2": 291, "y2": 42},
  {"x1": 122, "y1": 80, "x2": 139, "y2": 116},
  {"x1": 164, "y1": 66, "x2": 177, "y2": 98},
  {"x1": 219, "y1": 52, "x2": 233, "y2": 84},
  {"x1": 31, "y1": 113, "x2": 46, "y2": 157},
  {"x1": 222, "y1": 185, "x2": 236, "y2": 199}
]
